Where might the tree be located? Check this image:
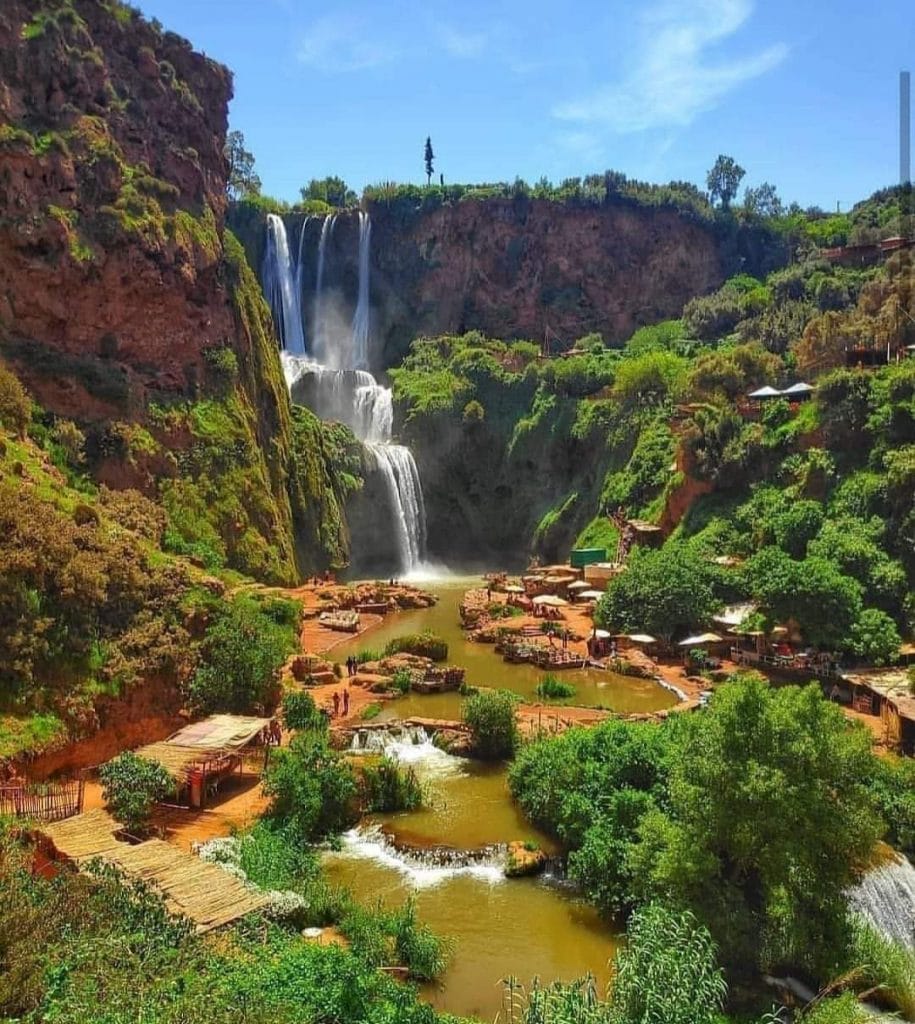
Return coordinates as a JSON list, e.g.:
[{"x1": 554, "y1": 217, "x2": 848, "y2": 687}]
[
  {"x1": 99, "y1": 752, "x2": 174, "y2": 835},
  {"x1": 299, "y1": 176, "x2": 356, "y2": 208},
  {"x1": 188, "y1": 597, "x2": 293, "y2": 714},
  {"x1": 631, "y1": 675, "x2": 882, "y2": 978},
  {"x1": 462, "y1": 689, "x2": 520, "y2": 759},
  {"x1": 743, "y1": 547, "x2": 863, "y2": 649},
  {"x1": 595, "y1": 544, "x2": 721, "y2": 644},
  {"x1": 224, "y1": 130, "x2": 261, "y2": 200},
  {"x1": 706, "y1": 154, "x2": 746, "y2": 209},
  {"x1": 424, "y1": 136, "x2": 434, "y2": 186},
  {"x1": 262, "y1": 732, "x2": 358, "y2": 841},
  {"x1": 743, "y1": 181, "x2": 783, "y2": 218},
  {"x1": 845, "y1": 607, "x2": 901, "y2": 665}
]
